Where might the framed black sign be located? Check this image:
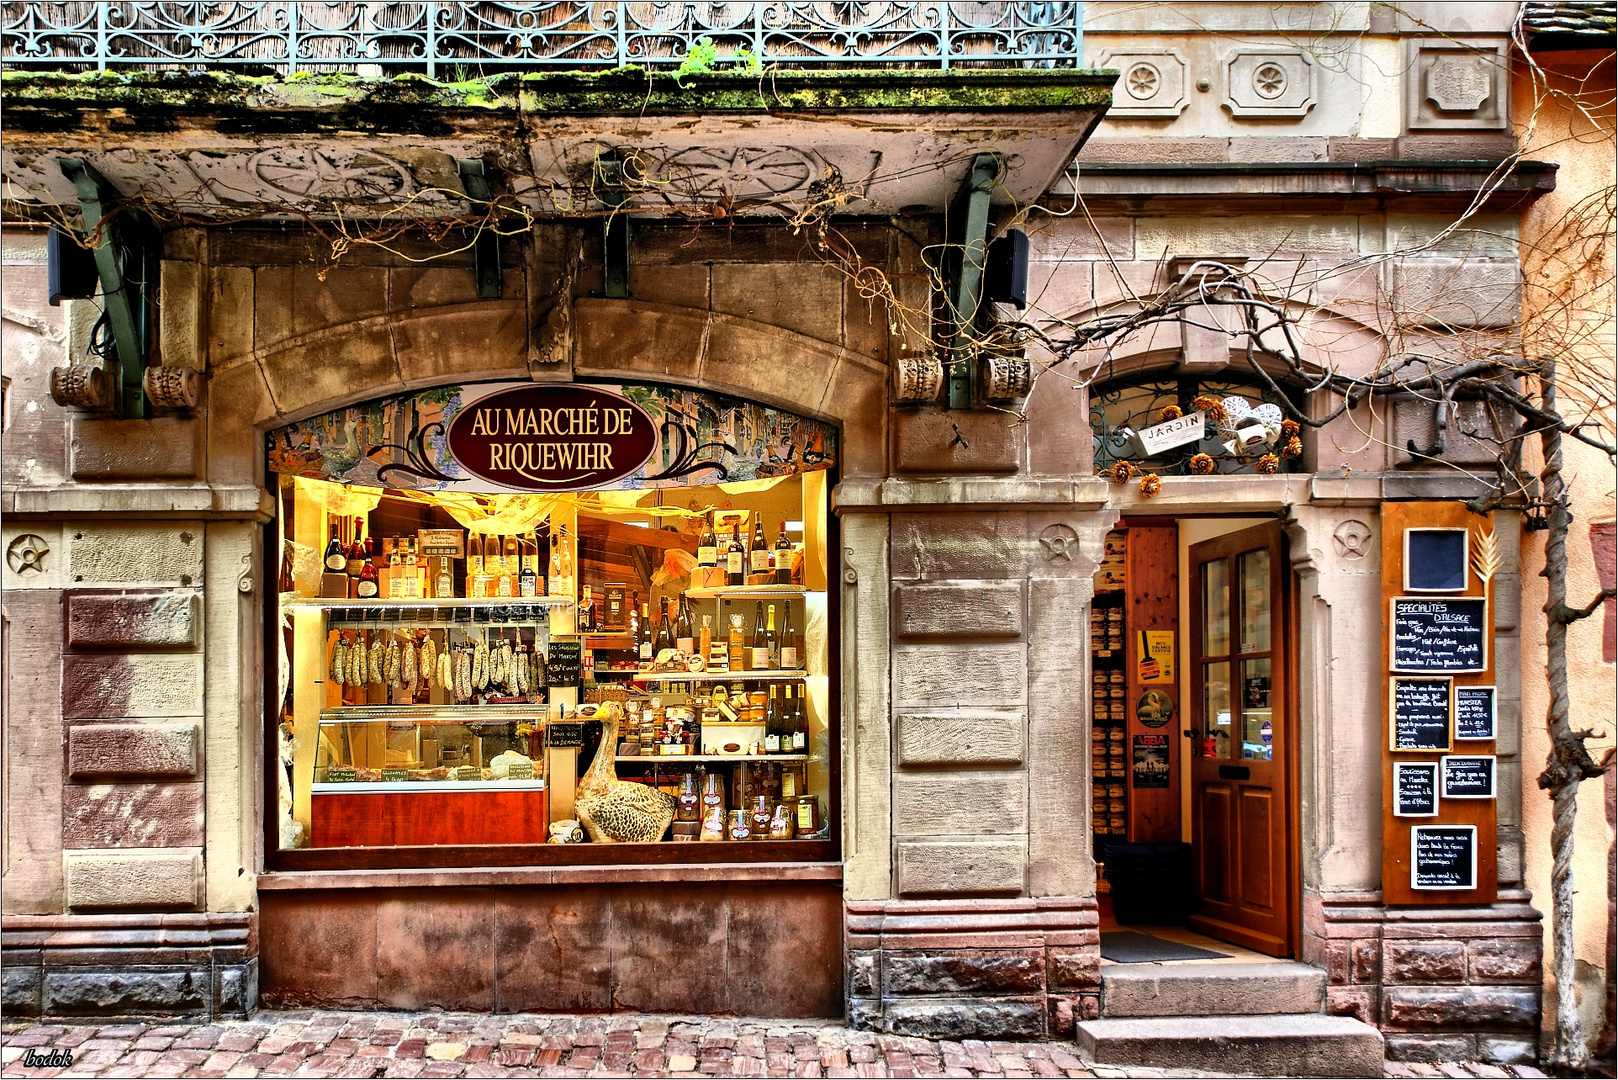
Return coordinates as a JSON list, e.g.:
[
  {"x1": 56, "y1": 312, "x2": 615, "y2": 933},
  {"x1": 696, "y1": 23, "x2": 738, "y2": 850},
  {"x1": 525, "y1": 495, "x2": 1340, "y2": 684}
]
[
  {"x1": 1390, "y1": 676, "x2": 1453, "y2": 752},
  {"x1": 1454, "y1": 686, "x2": 1497, "y2": 741},
  {"x1": 1393, "y1": 762, "x2": 1440, "y2": 818},
  {"x1": 1404, "y1": 528, "x2": 1469, "y2": 592},
  {"x1": 546, "y1": 721, "x2": 586, "y2": 748},
  {"x1": 1391, "y1": 598, "x2": 1488, "y2": 673},
  {"x1": 1441, "y1": 755, "x2": 1496, "y2": 799},
  {"x1": 1411, "y1": 824, "x2": 1477, "y2": 890},
  {"x1": 546, "y1": 640, "x2": 583, "y2": 688}
]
